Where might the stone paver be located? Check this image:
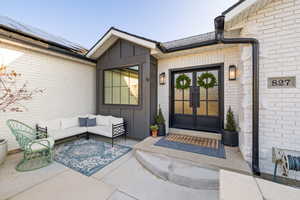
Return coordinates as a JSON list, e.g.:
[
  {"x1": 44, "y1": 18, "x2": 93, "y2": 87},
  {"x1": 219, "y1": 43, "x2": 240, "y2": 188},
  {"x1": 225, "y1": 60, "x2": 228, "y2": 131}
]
[
  {"x1": 256, "y1": 178, "x2": 300, "y2": 200},
  {"x1": 0, "y1": 153, "x2": 67, "y2": 200},
  {"x1": 220, "y1": 170, "x2": 263, "y2": 200}
]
